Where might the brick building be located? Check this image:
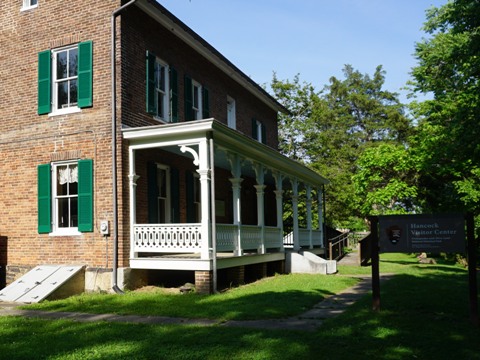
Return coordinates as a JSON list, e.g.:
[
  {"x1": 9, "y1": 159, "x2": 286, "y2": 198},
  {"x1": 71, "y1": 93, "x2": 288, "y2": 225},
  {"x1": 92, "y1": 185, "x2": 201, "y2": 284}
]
[{"x1": 0, "y1": 0, "x2": 328, "y2": 294}]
